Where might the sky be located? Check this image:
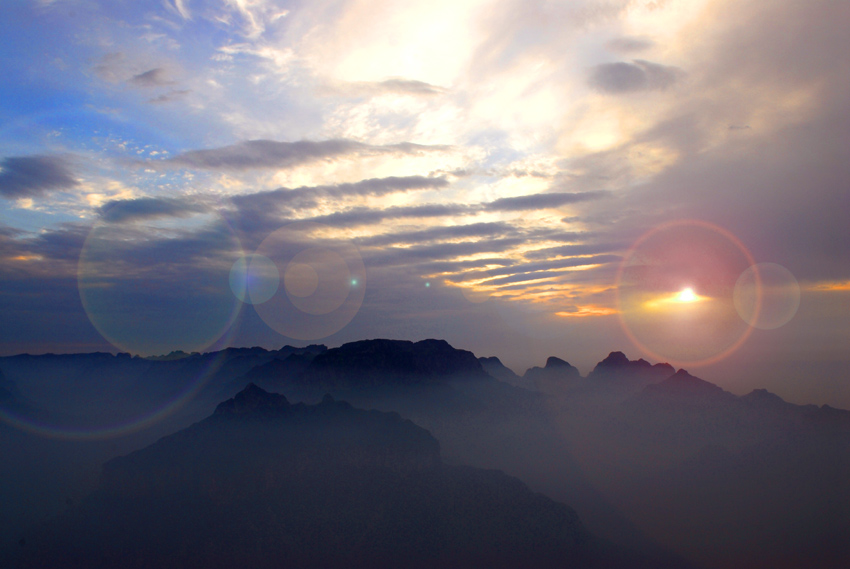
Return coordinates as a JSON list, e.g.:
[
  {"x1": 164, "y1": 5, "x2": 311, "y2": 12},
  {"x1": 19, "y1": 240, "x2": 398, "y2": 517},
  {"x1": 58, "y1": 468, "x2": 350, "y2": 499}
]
[{"x1": 1, "y1": 0, "x2": 848, "y2": 407}]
